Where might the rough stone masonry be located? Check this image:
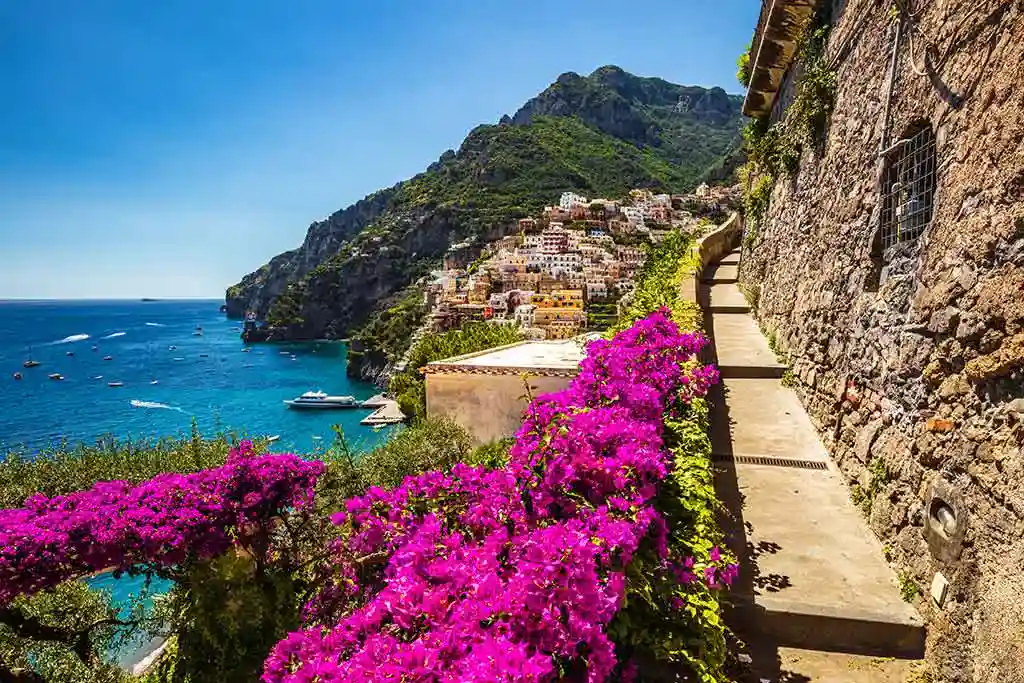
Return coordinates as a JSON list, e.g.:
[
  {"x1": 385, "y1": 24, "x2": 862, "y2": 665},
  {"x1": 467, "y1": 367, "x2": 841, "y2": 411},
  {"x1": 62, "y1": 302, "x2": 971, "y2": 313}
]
[{"x1": 740, "y1": 0, "x2": 1024, "y2": 680}]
